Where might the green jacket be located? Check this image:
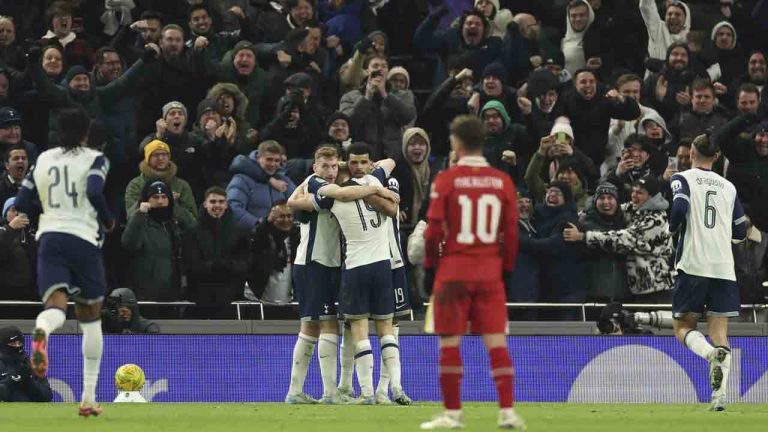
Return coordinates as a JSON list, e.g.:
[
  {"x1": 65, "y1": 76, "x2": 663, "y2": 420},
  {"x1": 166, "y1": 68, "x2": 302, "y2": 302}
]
[
  {"x1": 204, "y1": 54, "x2": 268, "y2": 129},
  {"x1": 124, "y1": 161, "x2": 198, "y2": 231},
  {"x1": 121, "y1": 212, "x2": 183, "y2": 301},
  {"x1": 524, "y1": 152, "x2": 589, "y2": 211}
]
